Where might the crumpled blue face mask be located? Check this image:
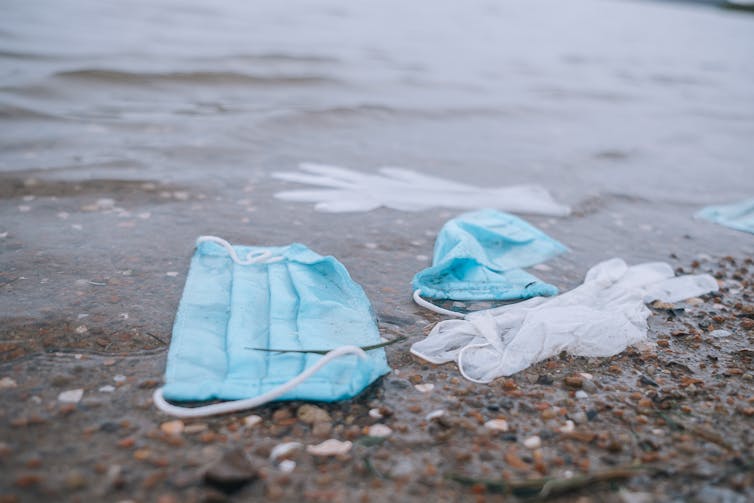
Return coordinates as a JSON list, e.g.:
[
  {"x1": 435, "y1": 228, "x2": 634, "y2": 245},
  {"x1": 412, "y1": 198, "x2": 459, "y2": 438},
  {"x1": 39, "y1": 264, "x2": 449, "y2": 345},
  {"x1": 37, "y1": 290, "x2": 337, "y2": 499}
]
[
  {"x1": 153, "y1": 236, "x2": 390, "y2": 418},
  {"x1": 412, "y1": 209, "x2": 567, "y2": 316}
]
